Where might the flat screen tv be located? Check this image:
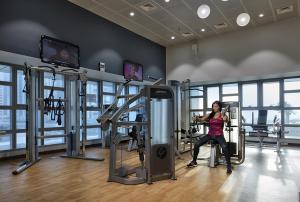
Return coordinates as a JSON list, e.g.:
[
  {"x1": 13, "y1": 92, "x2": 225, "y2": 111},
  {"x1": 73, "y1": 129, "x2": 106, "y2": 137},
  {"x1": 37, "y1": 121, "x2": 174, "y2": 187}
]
[
  {"x1": 40, "y1": 35, "x2": 80, "y2": 68},
  {"x1": 123, "y1": 61, "x2": 143, "y2": 82}
]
